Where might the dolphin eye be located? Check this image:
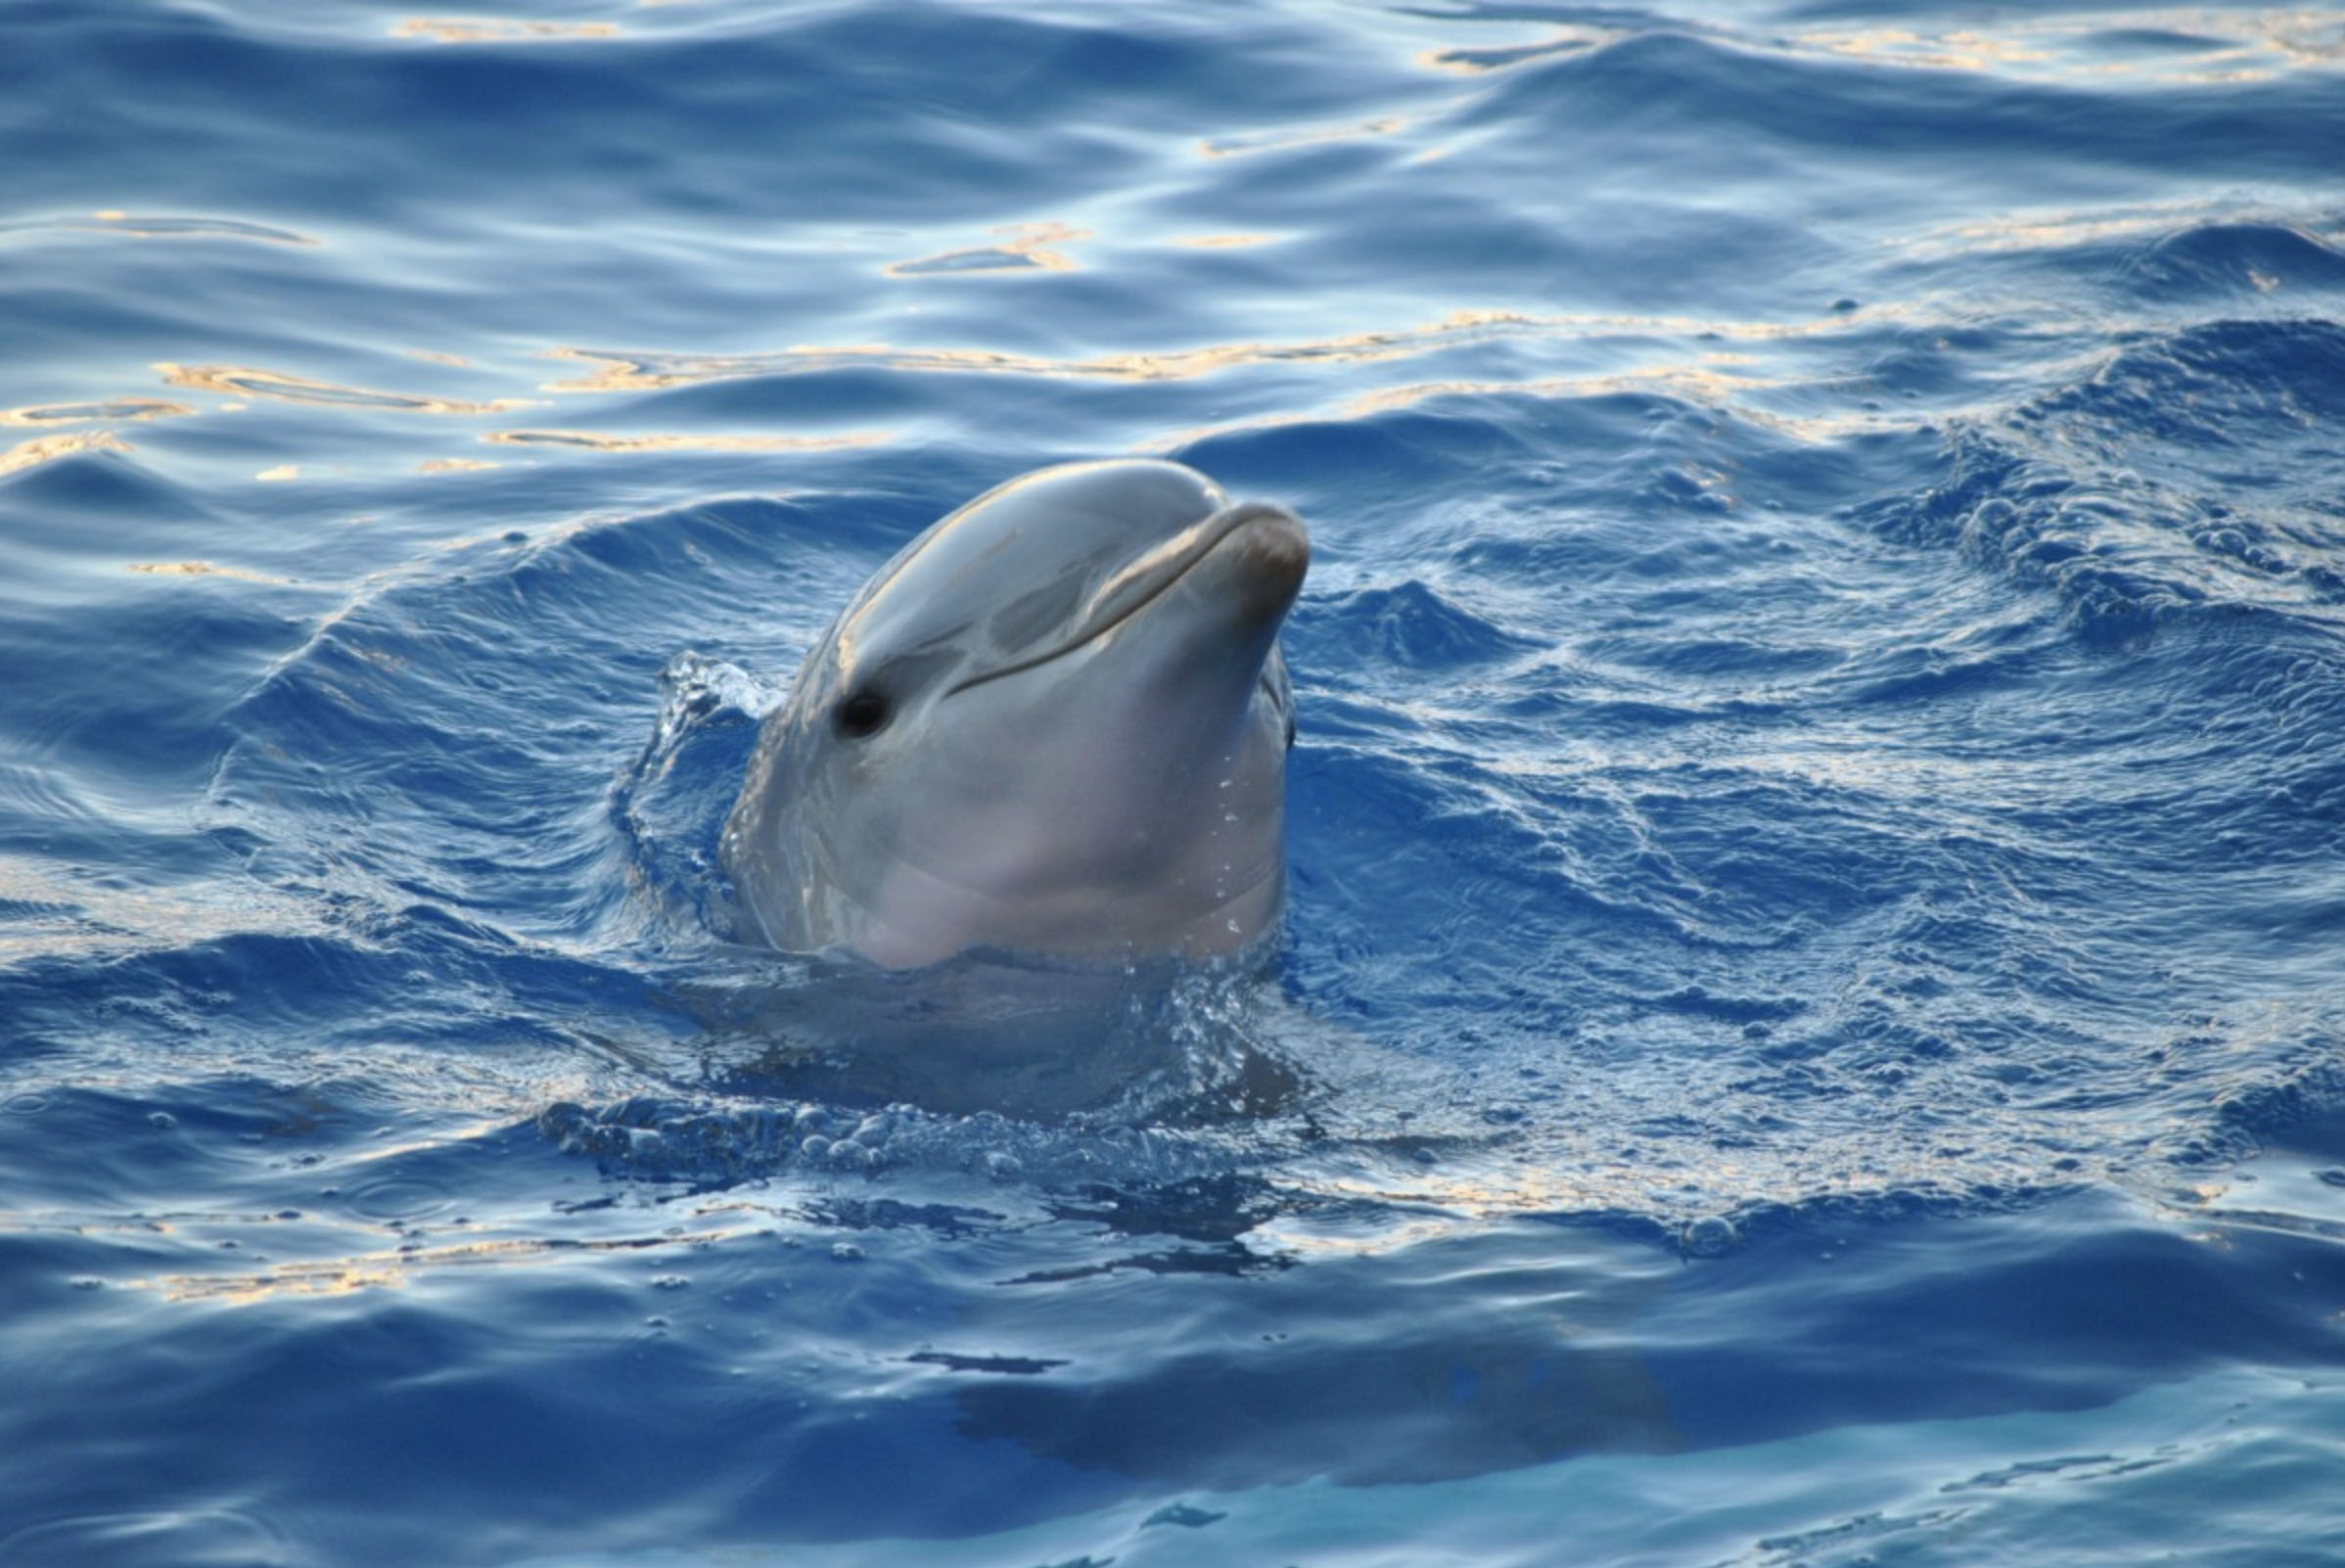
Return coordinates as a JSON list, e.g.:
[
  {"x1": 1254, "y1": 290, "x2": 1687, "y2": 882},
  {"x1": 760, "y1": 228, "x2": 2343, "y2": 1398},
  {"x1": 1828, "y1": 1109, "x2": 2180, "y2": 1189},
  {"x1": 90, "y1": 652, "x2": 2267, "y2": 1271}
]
[{"x1": 835, "y1": 688, "x2": 892, "y2": 740}]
